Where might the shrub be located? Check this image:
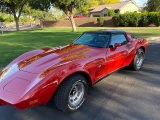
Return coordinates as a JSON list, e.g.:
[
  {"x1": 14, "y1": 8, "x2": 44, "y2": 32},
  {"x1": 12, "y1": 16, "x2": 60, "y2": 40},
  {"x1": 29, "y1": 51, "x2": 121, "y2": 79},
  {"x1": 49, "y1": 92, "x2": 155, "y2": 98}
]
[
  {"x1": 112, "y1": 12, "x2": 160, "y2": 27},
  {"x1": 0, "y1": 17, "x2": 5, "y2": 22},
  {"x1": 0, "y1": 13, "x2": 5, "y2": 22},
  {"x1": 139, "y1": 13, "x2": 149, "y2": 27},
  {"x1": 4, "y1": 16, "x2": 14, "y2": 22},
  {"x1": 0, "y1": 12, "x2": 14, "y2": 22},
  {"x1": 19, "y1": 17, "x2": 28, "y2": 22},
  {"x1": 97, "y1": 17, "x2": 105, "y2": 27},
  {"x1": 148, "y1": 12, "x2": 160, "y2": 27},
  {"x1": 19, "y1": 17, "x2": 34, "y2": 22},
  {"x1": 129, "y1": 13, "x2": 141, "y2": 27},
  {"x1": 118, "y1": 13, "x2": 131, "y2": 27},
  {"x1": 112, "y1": 16, "x2": 119, "y2": 26},
  {"x1": 108, "y1": 9, "x2": 115, "y2": 17}
]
